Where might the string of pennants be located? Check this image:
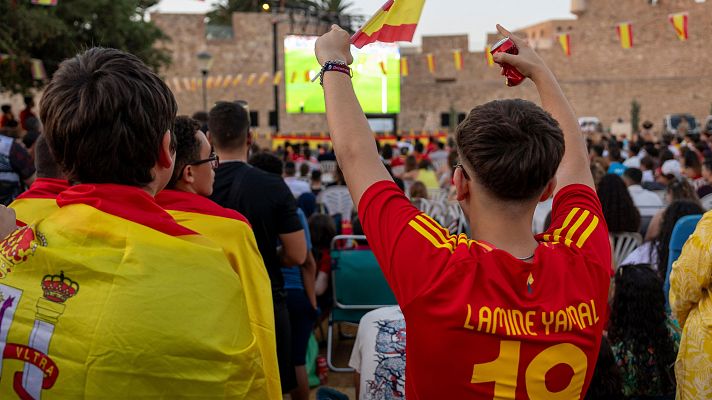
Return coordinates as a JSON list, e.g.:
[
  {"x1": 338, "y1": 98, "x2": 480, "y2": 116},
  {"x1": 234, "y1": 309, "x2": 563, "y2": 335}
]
[
  {"x1": 546, "y1": 11, "x2": 690, "y2": 57},
  {"x1": 167, "y1": 71, "x2": 293, "y2": 92},
  {"x1": 0, "y1": 54, "x2": 48, "y2": 81}
]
